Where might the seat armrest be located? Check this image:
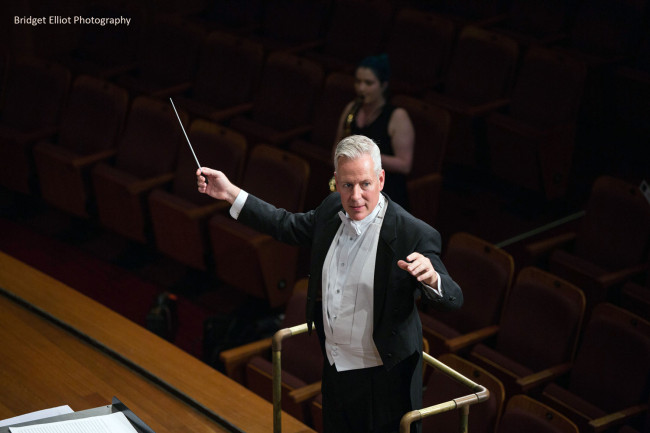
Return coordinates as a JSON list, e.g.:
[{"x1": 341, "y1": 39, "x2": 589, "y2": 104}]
[
  {"x1": 588, "y1": 403, "x2": 648, "y2": 433},
  {"x1": 268, "y1": 125, "x2": 313, "y2": 146},
  {"x1": 219, "y1": 337, "x2": 273, "y2": 383},
  {"x1": 596, "y1": 263, "x2": 650, "y2": 289},
  {"x1": 524, "y1": 232, "x2": 577, "y2": 264},
  {"x1": 516, "y1": 362, "x2": 572, "y2": 392},
  {"x1": 127, "y1": 172, "x2": 175, "y2": 195},
  {"x1": 445, "y1": 325, "x2": 500, "y2": 353},
  {"x1": 288, "y1": 381, "x2": 322, "y2": 404}
]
